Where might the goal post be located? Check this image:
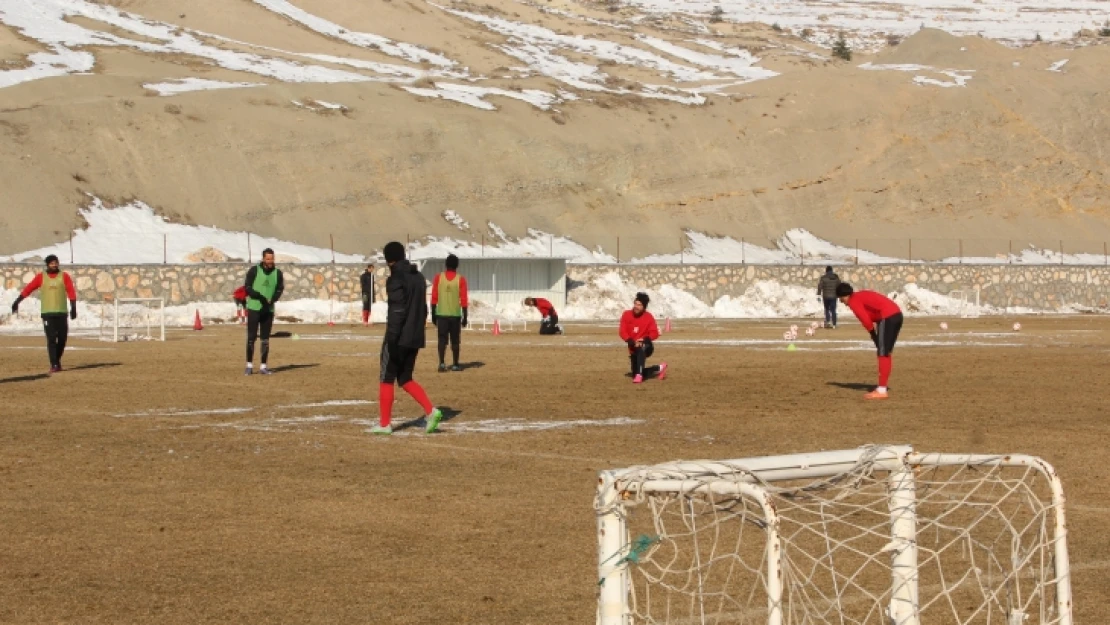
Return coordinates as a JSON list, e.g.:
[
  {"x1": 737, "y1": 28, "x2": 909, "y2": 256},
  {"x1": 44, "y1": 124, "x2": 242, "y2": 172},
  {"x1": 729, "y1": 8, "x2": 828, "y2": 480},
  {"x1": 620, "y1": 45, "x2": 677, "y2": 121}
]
[
  {"x1": 100, "y1": 297, "x2": 165, "y2": 342},
  {"x1": 596, "y1": 445, "x2": 1072, "y2": 625}
]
